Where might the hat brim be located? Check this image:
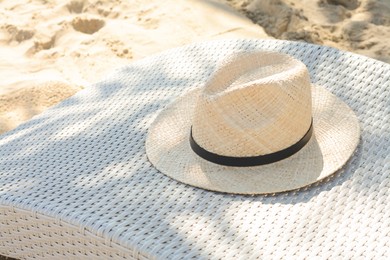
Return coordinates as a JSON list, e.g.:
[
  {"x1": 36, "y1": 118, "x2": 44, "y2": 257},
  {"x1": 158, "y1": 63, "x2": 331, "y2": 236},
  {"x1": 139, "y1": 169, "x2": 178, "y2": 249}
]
[{"x1": 146, "y1": 85, "x2": 360, "y2": 194}]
